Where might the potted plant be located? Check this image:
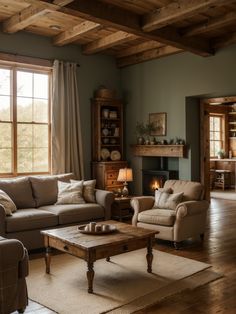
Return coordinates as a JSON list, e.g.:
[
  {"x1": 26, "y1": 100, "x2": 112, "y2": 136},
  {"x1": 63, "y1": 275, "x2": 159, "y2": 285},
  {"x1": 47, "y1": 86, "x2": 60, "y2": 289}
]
[
  {"x1": 135, "y1": 121, "x2": 146, "y2": 144},
  {"x1": 144, "y1": 121, "x2": 157, "y2": 145},
  {"x1": 217, "y1": 149, "x2": 225, "y2": 159}
]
